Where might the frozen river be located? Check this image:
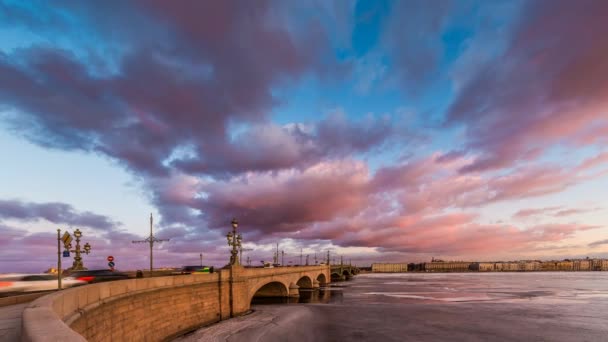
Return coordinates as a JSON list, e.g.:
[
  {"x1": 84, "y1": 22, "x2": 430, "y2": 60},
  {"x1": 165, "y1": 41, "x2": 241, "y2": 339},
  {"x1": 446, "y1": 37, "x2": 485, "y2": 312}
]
[{"x1": 177, "y1": 272, "x2": 608, "y2": 341}]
